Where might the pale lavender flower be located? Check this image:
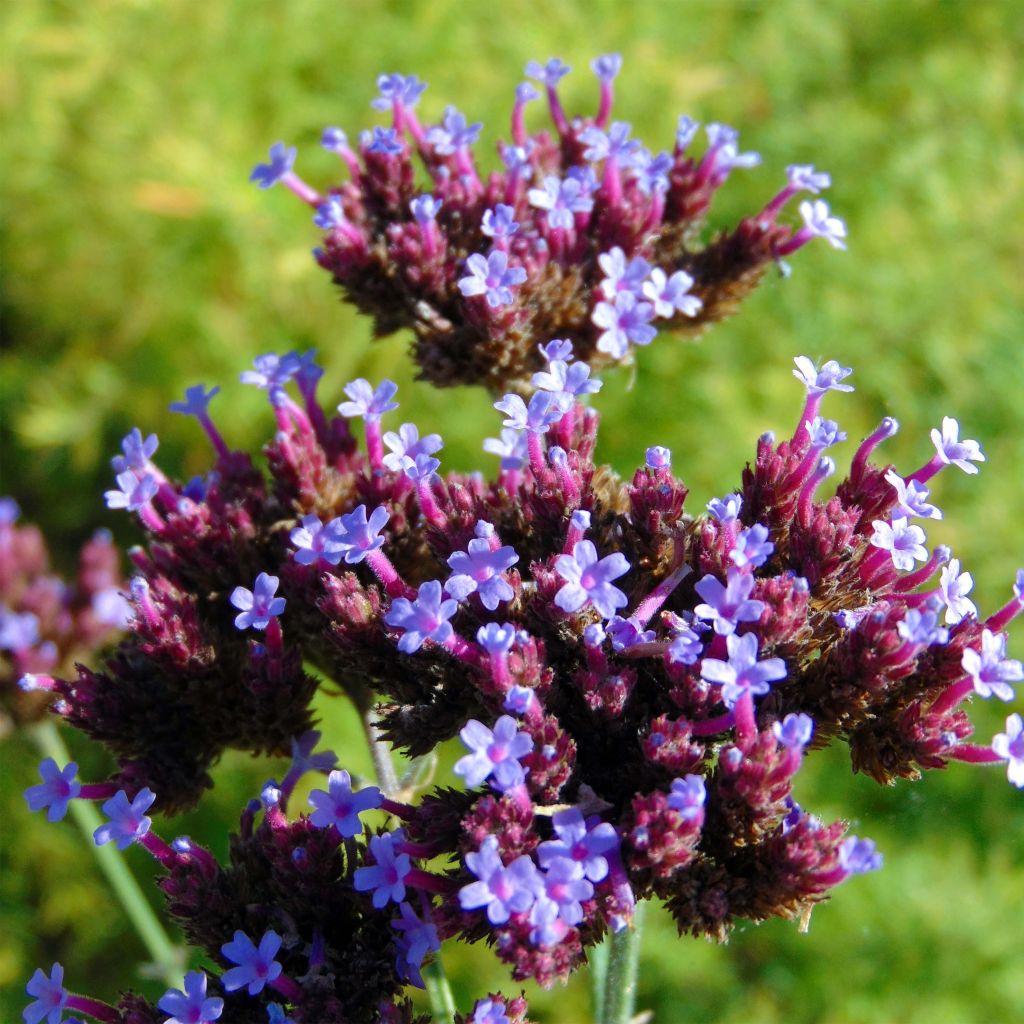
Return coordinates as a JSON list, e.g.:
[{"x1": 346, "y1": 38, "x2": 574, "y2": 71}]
[
  {"x1": 458, "y1": 250, "x2": 528, "y2": 308},
  {"x1": 792, "y1": 356, "x2": 854, "y2": 395},
  {"x1": 591, "y1": 53, "x2": 623, "y2": 82},
  {"x1": 425, "y1": 105, "x2": 482, "y2": 154},
  {"x1": 554, "y1": 540, "x2": 630, "y2": 618},
  {"x1": 537, "y1": 808, "x2": 618, "y2": 883},
  {"x1": 240, "y1": 352, "x2": 300, "y2": 401},
  {"x1": 382, "y1": 423, "x2": 444, "y2": 474},
  {"x1": 839, "y1": 837, "x2": 883, "y2": 876},
  {"x1": 353, "y1": 829, "x2": 412, "y2": 908},
  {"x1": 786, "y1": 164, "x2": 831, "y2": 193},
  {"x1": 667, "y1": 622, "x2": 703, "y2": 666},
  {"x1": 105, "y1": 470, "x2": 158, "y2": 512},
  {"x1": 446, "y1": 537, "x2": 519, "y2": 611},
  {"x1": 961, "y1": 629, "x2": 1023, "y2": 701},
  {"x1": 477, "y1": 622, "x2": 518, "y2": 656},
  {"x1": 290, "y1": 514, "x2": 344, "y2": 567},
  {"x1": 597, "y1": 247, "x2": 651, "y2": 299},
  {"x1": 676, "y1": 115, "x2": 700, "y2": 151},
  {"x1": 938, "y1": 558, "x2": 977, "y2": 624},
  {"x1": 221, "y1": 930, "x2": 283, "y2": 995},
  {"x1": 384, "y1": 580, "x2": 458, "y2": 653},
  {"x1": 501, "y1": 143, "x2": 534, "y2": 175},
  {"x1": 93, "y1": 788, "x2": 156, "y2": 850},
  {"x1": 700, "y1": 632, "x2": 787, "y2": 708},
  {"x1": 111, "y1": 428, "x2": 159, "y2": 474},
  {"x1": 494, "y1": 391, "x2": 563, "y2": 433},
  {"x1": 771, "y1": 713, "x2": 815, "y2": 750},
  {"x1": 536, "y1": 855, "x2": 592, "y2": 926},
  {"x1": 797, "y1": 200, "x2": 847, "y2": 249},
  {"x1": 337, "y1": 378, "x2": 399, "y2": 421},
  {"x1": 157, "y1": 971, "x2": 224, "y2": 1024},
  {"x1": 642, "y1": 268, "x2": 702, "y2": 318},
  {"x1": 482, "y1": 427, "x2": 529, "y2": 470},
  {"x1": 930, "y1": 417, "x2": 985, "y2": 474},
  {"x1": 531, "y1": 359, "x2": 602, "y2": 401},
  {"x1": 707, "y1": 493, "x2": 743, "y2": 522},
  {"x1": 308, "y1": 769, "x2": 382, "y2": 837},
  {"x1": 371, "y1": 73, "x2": 427, "y2": 111},
  {"x1": 409, "y1": 194, "x2": 442, "y2": 224},
  {"x1": 992, "y1": 714, "x2": 1024, "y2": 788},
  {"x1": 634, "y1": 150, "x2": 673, "y2": 195},
  {"x1": 0, "y1": 608, "x2": 40, "y2": 651},
  {"x1": 525, "y1": 58, "x2": 571, "y2": 87},
  {"x1": 481, "y1": 205, "x2": 519, "y2": 241},
  {"x1": 606, "y1": 615, "x2": 656, "y2": 652},
  {"x1": 459, "y1": 835, "x2": 542, "y2": 924},
  {"x1": 884, "y1": 470, "x2": 942, "y2": 520},
  {"x1": 454, "y1": 716, "x2": 533, "y2": 792},
  {"x1": 527, "y1": 175, "x2": 594, "y2": 229},
  {"x1": 806, "y1": 416, "x2": 846, "y2": 449},
  {"x1": 870, "y1": 517, "x2": 928, "y2": 572},
  {"x1": 367, "y1": 126, "x2": 404, "y2": 154},
  {"x1": 321, "y1": 127, "x2": 348, "y2": 152},
  {"x1": 592, "y1": 291, "x2": 657, "y2": 357},
  {"x1": 313, "y1": 195, "x2": 346, "y2": 230},
  {"x1": 694, "y1": 570, "x2": 765, "y2": 636},
  {"x1": 230, "y1": 573, "x2": 286, "y2": 631},
  {"x1": 579, "y1": 122, "x2": 641, "y2": 164},
  {"x1": 729, "y1": 524, "x2": 774, "y2": 569},
  {"x1": 326, "y1": 504, "x2": 390, "y2": 564},
  {"x1": 646, "y1": 446, "x2": 671, "y2": 469},
  {"x1": 667, "y1": 775, "x2": 706, "y2": 822},
  {"x1": 897, "y1": 608, "x2": 949, "y2": 647}
]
